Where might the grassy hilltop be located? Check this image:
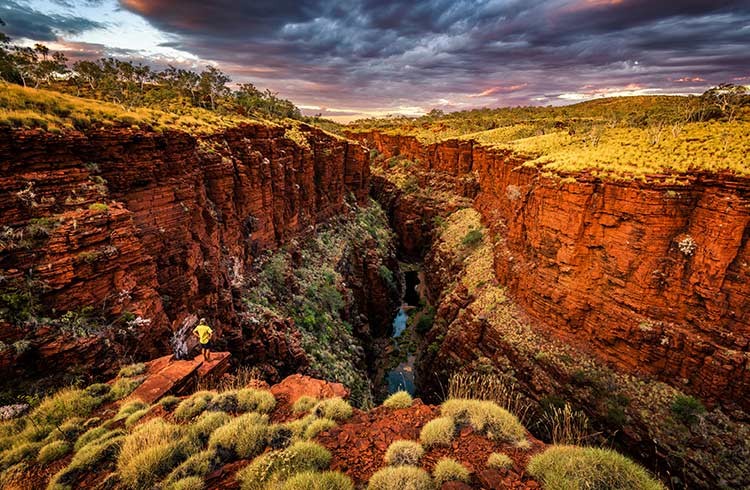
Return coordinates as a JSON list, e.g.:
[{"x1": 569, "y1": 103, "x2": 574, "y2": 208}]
[{"x1": 346, "y1": 92, "x2": 750, "y2": 180}]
